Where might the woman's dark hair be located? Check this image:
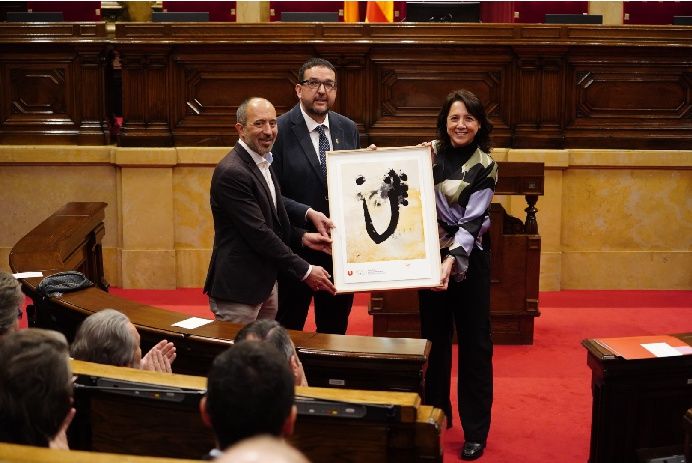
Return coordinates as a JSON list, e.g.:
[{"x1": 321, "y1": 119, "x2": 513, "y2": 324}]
[{"x1": 436, "y1": 89, "x2": 493, "y2": 154}]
